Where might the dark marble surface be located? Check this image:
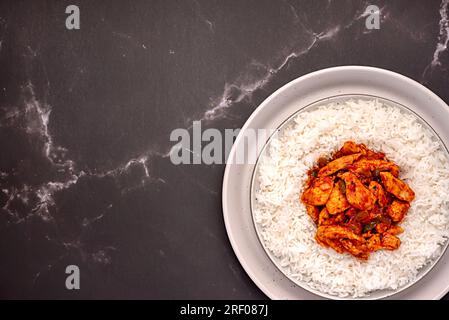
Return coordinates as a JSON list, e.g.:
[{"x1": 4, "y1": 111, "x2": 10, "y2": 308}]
[{"x1": 0, "y1": 0, "x2": 448, "y2": 299}]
